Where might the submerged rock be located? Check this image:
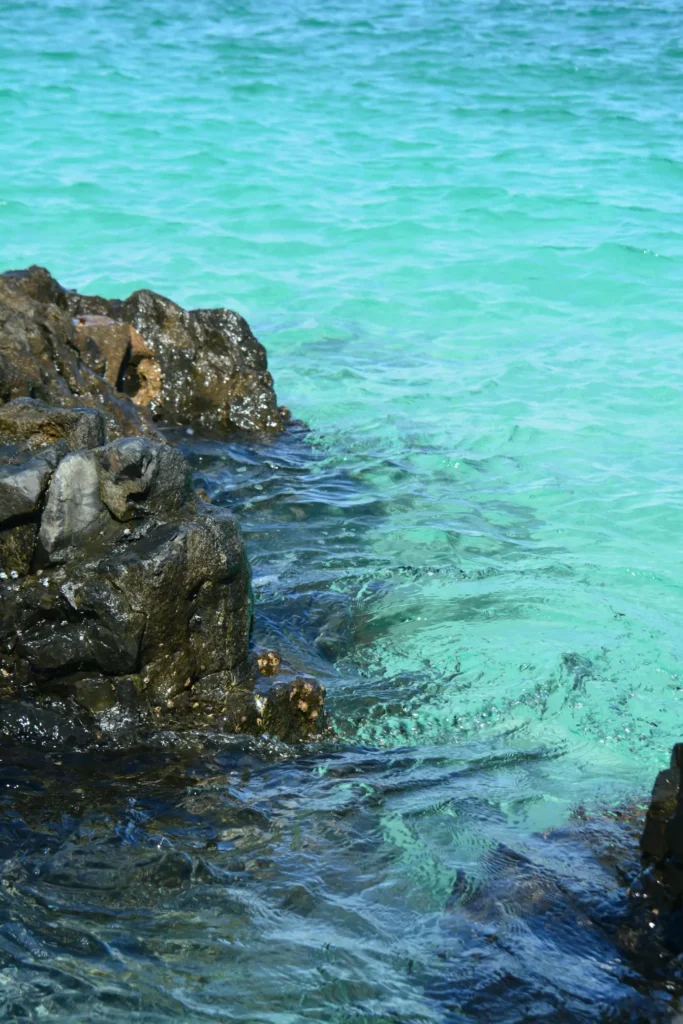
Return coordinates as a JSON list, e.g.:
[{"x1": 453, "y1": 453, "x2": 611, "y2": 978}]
[
  {"x1": 0, "y1": 265, "x2": 289, "y2": 439},
  {"x1": 0, "y1": 399, "x2": 325, "y2": 748},
  {"x1": 439, "y1": 808, "x2": 683, "y2": 1020}
]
